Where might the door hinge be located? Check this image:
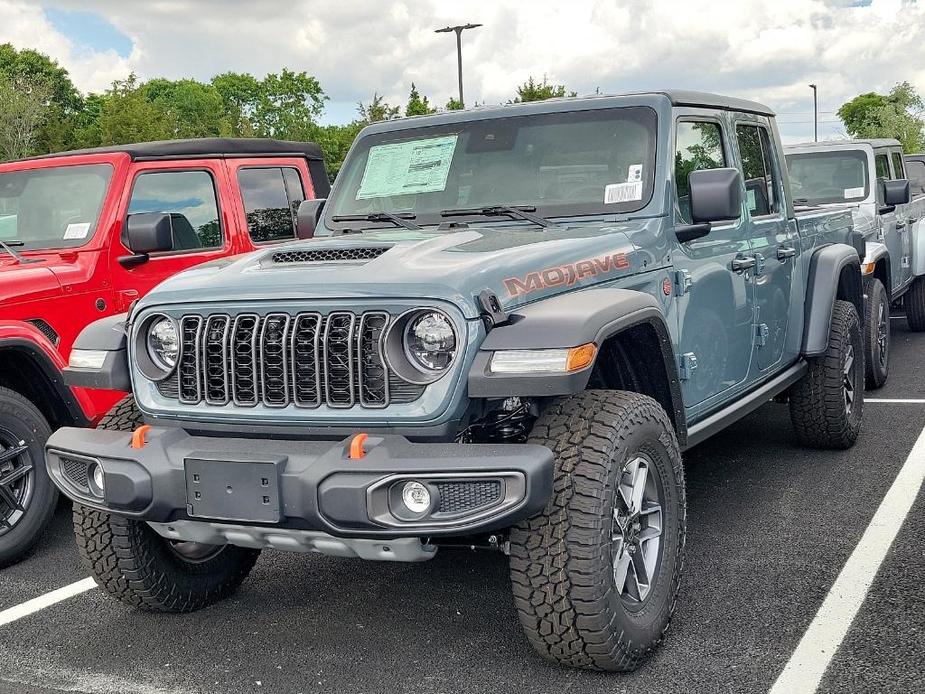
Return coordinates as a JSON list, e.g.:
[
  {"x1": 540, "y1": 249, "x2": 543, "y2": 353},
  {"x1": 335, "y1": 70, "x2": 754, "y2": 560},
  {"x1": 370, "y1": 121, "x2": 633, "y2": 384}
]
[
  {"x1": 754, "y1": 323, "x2": 770, "y2": 347},
  {"x1": 753, "y1": 253, "x2": 766, "y2": 276},
  {"x1": 678, "y1": 352, "x2": 698, "y2": 380},
  {"x1": 672, "y1": 269, "x2": 692, "y2": 296}
]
